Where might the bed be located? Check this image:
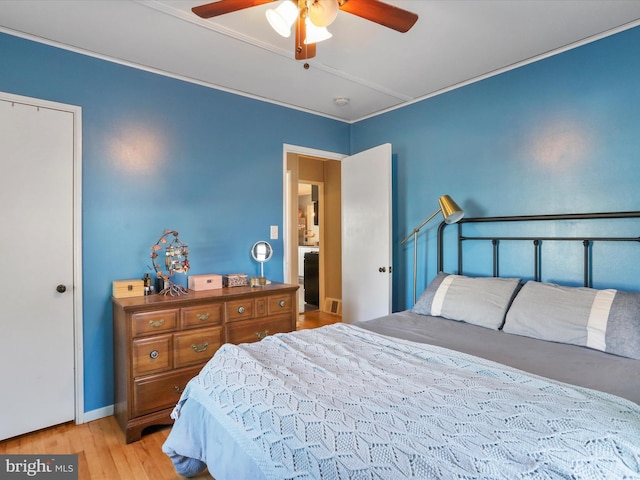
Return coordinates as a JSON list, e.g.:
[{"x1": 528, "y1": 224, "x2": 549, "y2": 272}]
[{"x1": 162, "y1": 211, "x2": 640, "y2": 479}]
